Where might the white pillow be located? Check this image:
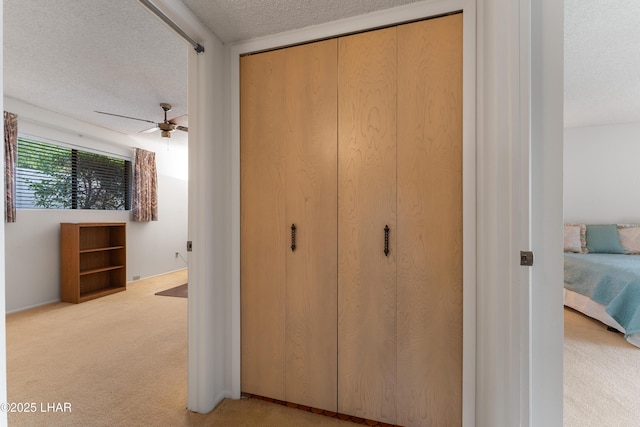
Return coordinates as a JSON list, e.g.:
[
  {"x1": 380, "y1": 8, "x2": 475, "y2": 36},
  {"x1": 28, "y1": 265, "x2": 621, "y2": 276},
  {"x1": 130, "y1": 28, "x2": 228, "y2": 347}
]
[
  {"x1": 564, "y1": 224, "x2": 586, "y2": 253},
  {"x1": 617, "y1": 225, "x2": 640, "y2": 254}
]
